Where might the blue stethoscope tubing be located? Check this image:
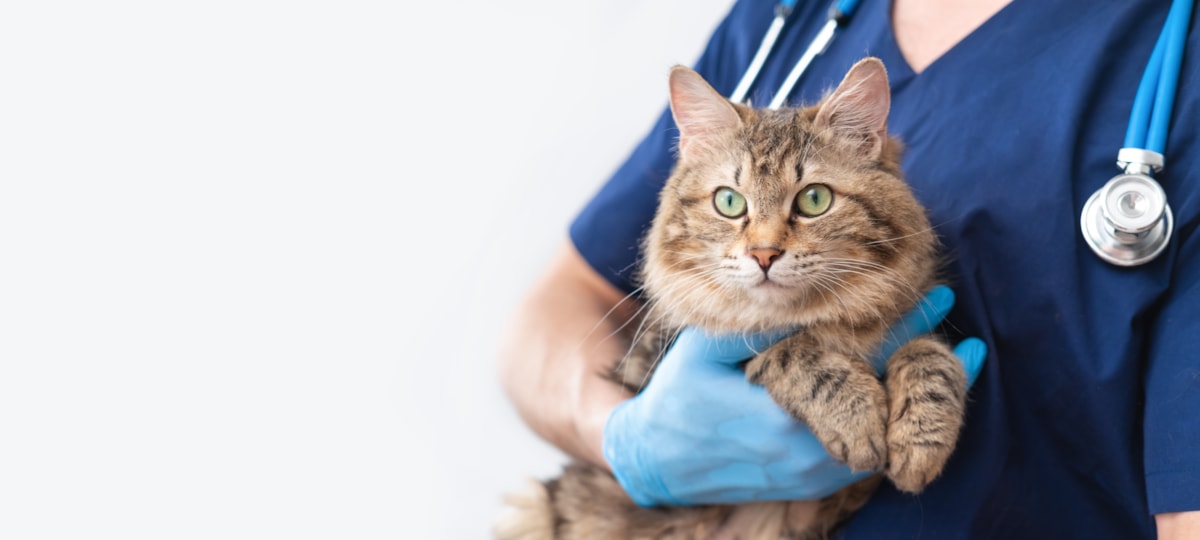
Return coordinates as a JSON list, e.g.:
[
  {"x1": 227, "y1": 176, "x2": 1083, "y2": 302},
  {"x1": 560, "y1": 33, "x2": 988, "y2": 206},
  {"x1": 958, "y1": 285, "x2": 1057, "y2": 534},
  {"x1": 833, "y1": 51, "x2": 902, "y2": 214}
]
[
  {"x1": 735, "y1": 0, "x2": 1192, "y2": 267},
  {"x1": 1127, "y1": 0, "x2": 1193, "y2": 155},
  {"x1": 729, "y1": 0, "x2": 863, "y2": 106},
  {"x1": 1082, "y1": 0, "x2": 1193, "y2": 266}
]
